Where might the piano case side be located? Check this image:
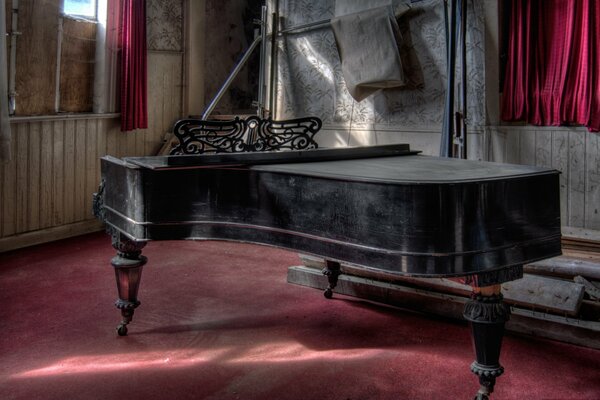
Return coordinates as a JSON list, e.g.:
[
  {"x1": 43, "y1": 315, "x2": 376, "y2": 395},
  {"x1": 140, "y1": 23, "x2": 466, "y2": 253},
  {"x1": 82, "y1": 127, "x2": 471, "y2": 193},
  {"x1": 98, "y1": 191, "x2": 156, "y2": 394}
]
[{"x1": 99, "y1": 156, "x2": 148, "y2": 240}]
